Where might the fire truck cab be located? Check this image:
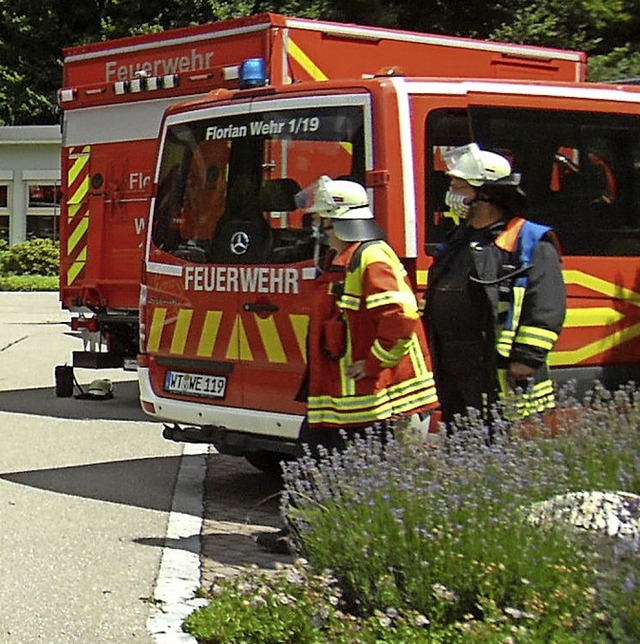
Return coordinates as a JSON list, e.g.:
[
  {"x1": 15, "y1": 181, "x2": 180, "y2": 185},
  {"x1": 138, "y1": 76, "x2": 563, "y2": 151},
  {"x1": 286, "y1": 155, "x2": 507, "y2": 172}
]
[{"x1": 139, "y1": 51, "x2": 640, "y2": 470}]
